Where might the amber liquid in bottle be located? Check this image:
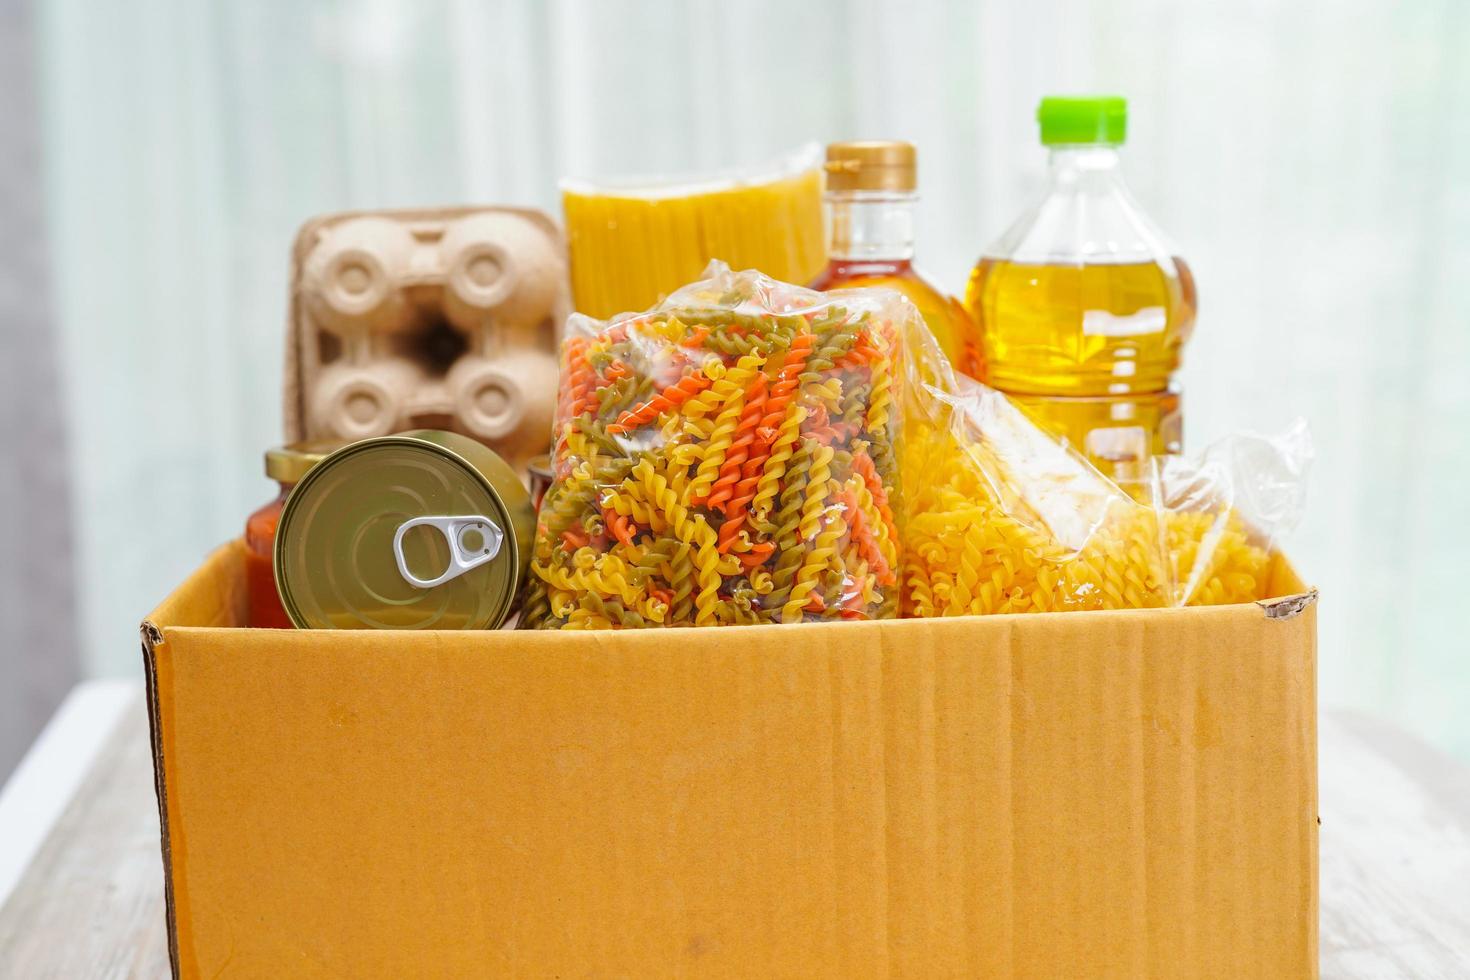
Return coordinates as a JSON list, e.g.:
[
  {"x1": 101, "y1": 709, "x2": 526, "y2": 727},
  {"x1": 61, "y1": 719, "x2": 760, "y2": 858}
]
[
  {"x1": 811, "y1": 142, "x2": 973, "y2": 370},
  {"x1": 811, "y1": 258, "x2": 973, "y2": 369}
]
